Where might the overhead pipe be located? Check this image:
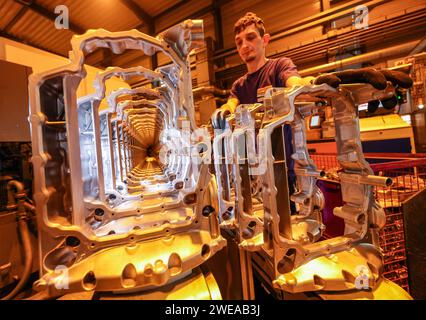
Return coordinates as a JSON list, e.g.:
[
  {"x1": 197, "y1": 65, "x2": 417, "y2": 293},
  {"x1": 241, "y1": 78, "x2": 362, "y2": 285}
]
[
  {"x1": 214, "y1": 9, "x2": 425, "y2": 81},
  {"x1": 268, "y1": 0, "x2": 388, "y2": 43},
  {"x1": 213, "y1": 0, "x2": 390, "y2": 60},
  {"x1": 192, "y1": 85, "x2": 229, "y2": 99},
  {"x1": 299, "y1": 40, "x2": 419, "y2": 76},
  {"x1": 283, "y1": 12, "x2": 426, "y2": 64}
]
